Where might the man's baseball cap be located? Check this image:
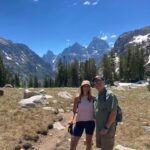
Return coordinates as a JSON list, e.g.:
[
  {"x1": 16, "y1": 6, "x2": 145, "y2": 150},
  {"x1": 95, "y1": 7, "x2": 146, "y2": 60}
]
[{"x1": 93, "y1": 75, "x2": 105, "y2": 82}]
